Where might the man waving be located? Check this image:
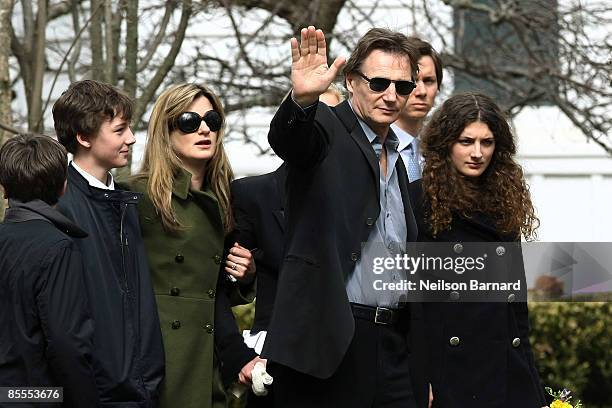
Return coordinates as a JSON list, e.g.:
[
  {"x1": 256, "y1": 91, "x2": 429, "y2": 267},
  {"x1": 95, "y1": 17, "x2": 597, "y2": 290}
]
[{"x1": 263, "y1": 26, "x2": 428, "y2": 407}]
